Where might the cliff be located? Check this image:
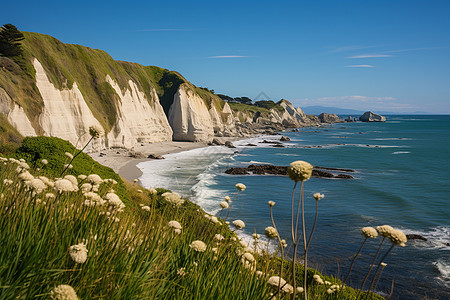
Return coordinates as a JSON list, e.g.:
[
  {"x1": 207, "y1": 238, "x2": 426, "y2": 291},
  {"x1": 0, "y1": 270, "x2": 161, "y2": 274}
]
[{"x1": 0, "y1": 31, "x2": 318, "y2": 149}]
